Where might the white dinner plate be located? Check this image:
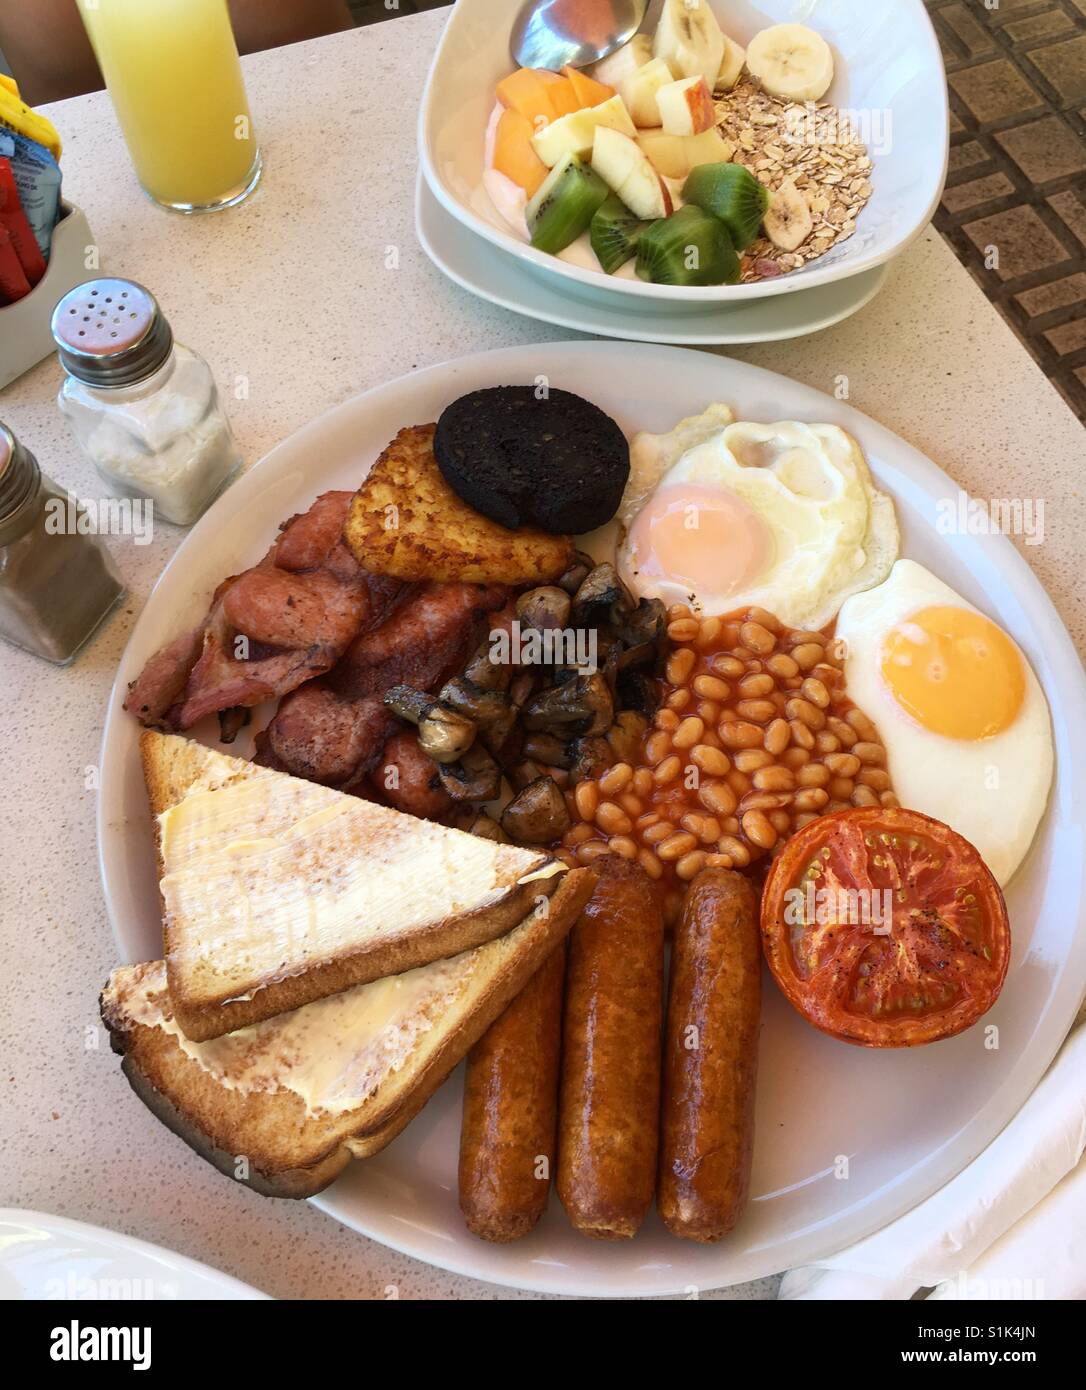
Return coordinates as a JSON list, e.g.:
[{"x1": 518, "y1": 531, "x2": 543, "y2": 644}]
[
  {"x1": 99, "y1": 342, "x2": 1086, "y2": 1298},
  {"x1": 0, "y1": 1209, "x2": 268, "y2": 1301},
  {"x1": 416, "y1": 174, "x2": 890, "y2": 345}
]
